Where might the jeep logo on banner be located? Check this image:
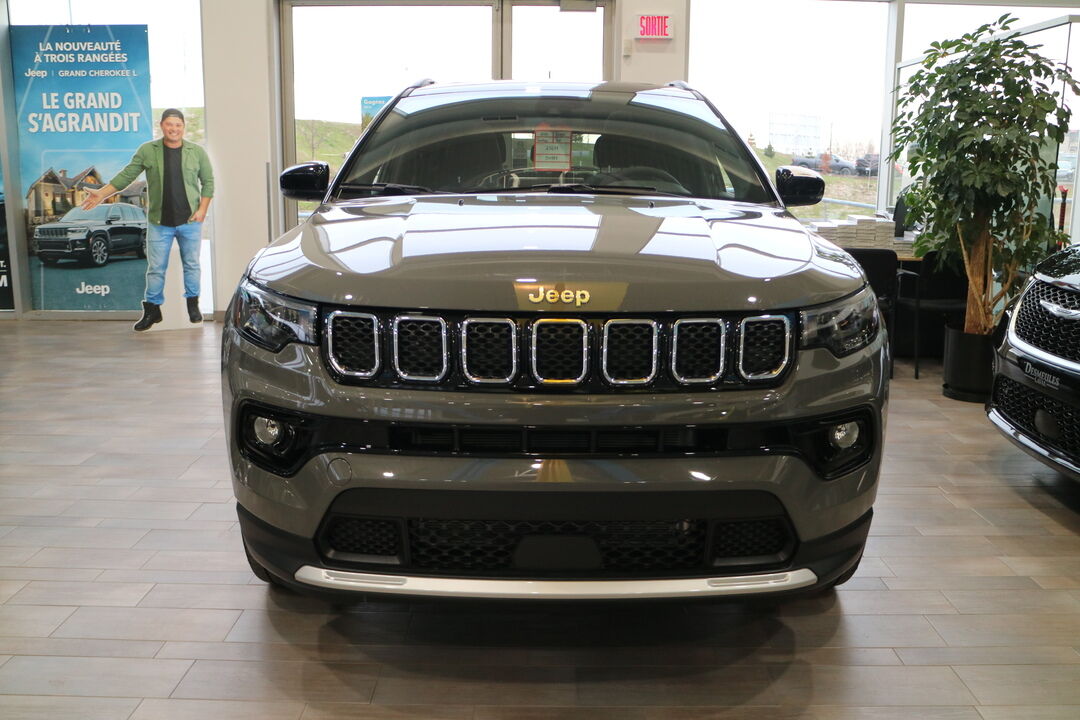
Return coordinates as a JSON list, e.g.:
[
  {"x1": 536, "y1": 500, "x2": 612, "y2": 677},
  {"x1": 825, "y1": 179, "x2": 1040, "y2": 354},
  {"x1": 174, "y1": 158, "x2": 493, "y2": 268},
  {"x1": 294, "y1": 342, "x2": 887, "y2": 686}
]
[{"x1": 10, "y1": 25, "x2": 151, "y2": 311}]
